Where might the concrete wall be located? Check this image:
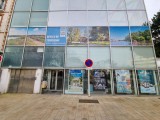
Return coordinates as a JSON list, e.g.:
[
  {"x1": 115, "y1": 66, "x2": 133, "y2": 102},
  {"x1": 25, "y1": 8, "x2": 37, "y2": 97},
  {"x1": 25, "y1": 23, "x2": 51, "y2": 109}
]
[
  {"x1": 0, "y1": 69, "x2": 10, "y2": 93},
  {"x1": 157, "y1": 59, "x2": 160, "y2": 68}
]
